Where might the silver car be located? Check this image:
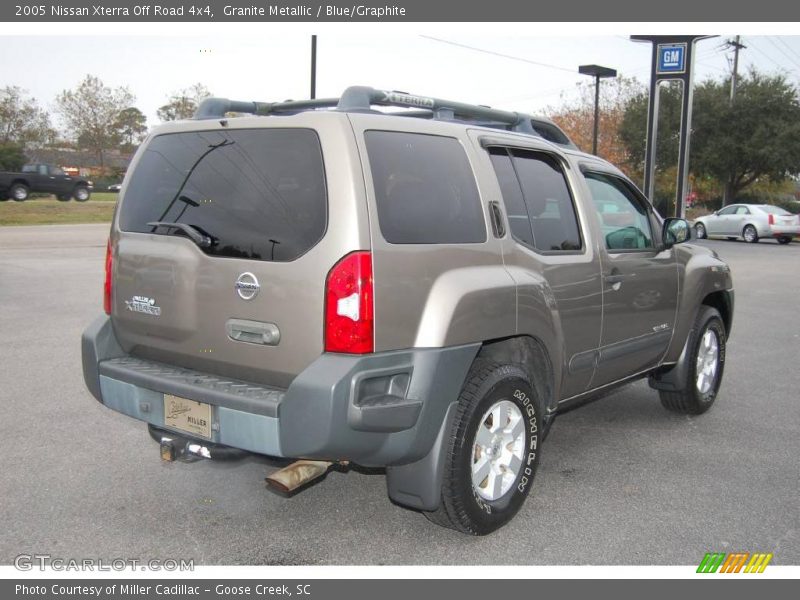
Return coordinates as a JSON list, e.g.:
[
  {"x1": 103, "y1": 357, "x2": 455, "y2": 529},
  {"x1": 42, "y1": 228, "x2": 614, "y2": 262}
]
[{"x1": 693, "y1": 203, "x2": 800, "y2": 244}]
